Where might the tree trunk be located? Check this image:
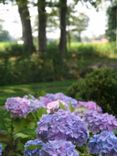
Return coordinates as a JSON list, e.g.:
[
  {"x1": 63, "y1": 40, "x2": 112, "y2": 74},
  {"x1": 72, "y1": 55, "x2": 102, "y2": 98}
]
[
  {"x1": 38, "y1": 0, "x2": 47, "y2": 53},
  {"x1": 78, "y1": 31, "x2": 82, "y2": 42},
  {"x1": 59, "y1": 0, "x2": 67, "y2": 56},
  {"x1": 16, "y1": 0, "x2": 35, "y2": 53}
]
